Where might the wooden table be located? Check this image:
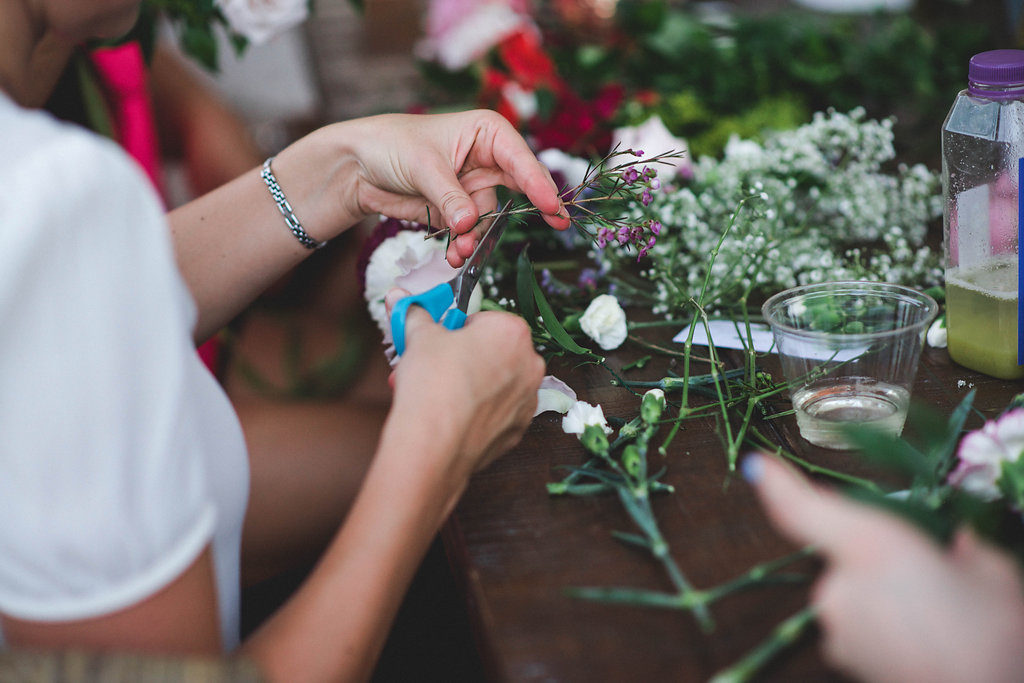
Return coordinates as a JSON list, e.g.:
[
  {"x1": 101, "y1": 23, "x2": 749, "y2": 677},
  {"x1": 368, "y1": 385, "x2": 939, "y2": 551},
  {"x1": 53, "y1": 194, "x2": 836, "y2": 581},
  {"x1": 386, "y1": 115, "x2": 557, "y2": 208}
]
[{"x1": 442, "y1": 331, "x2": 1024, "y2": 682}]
